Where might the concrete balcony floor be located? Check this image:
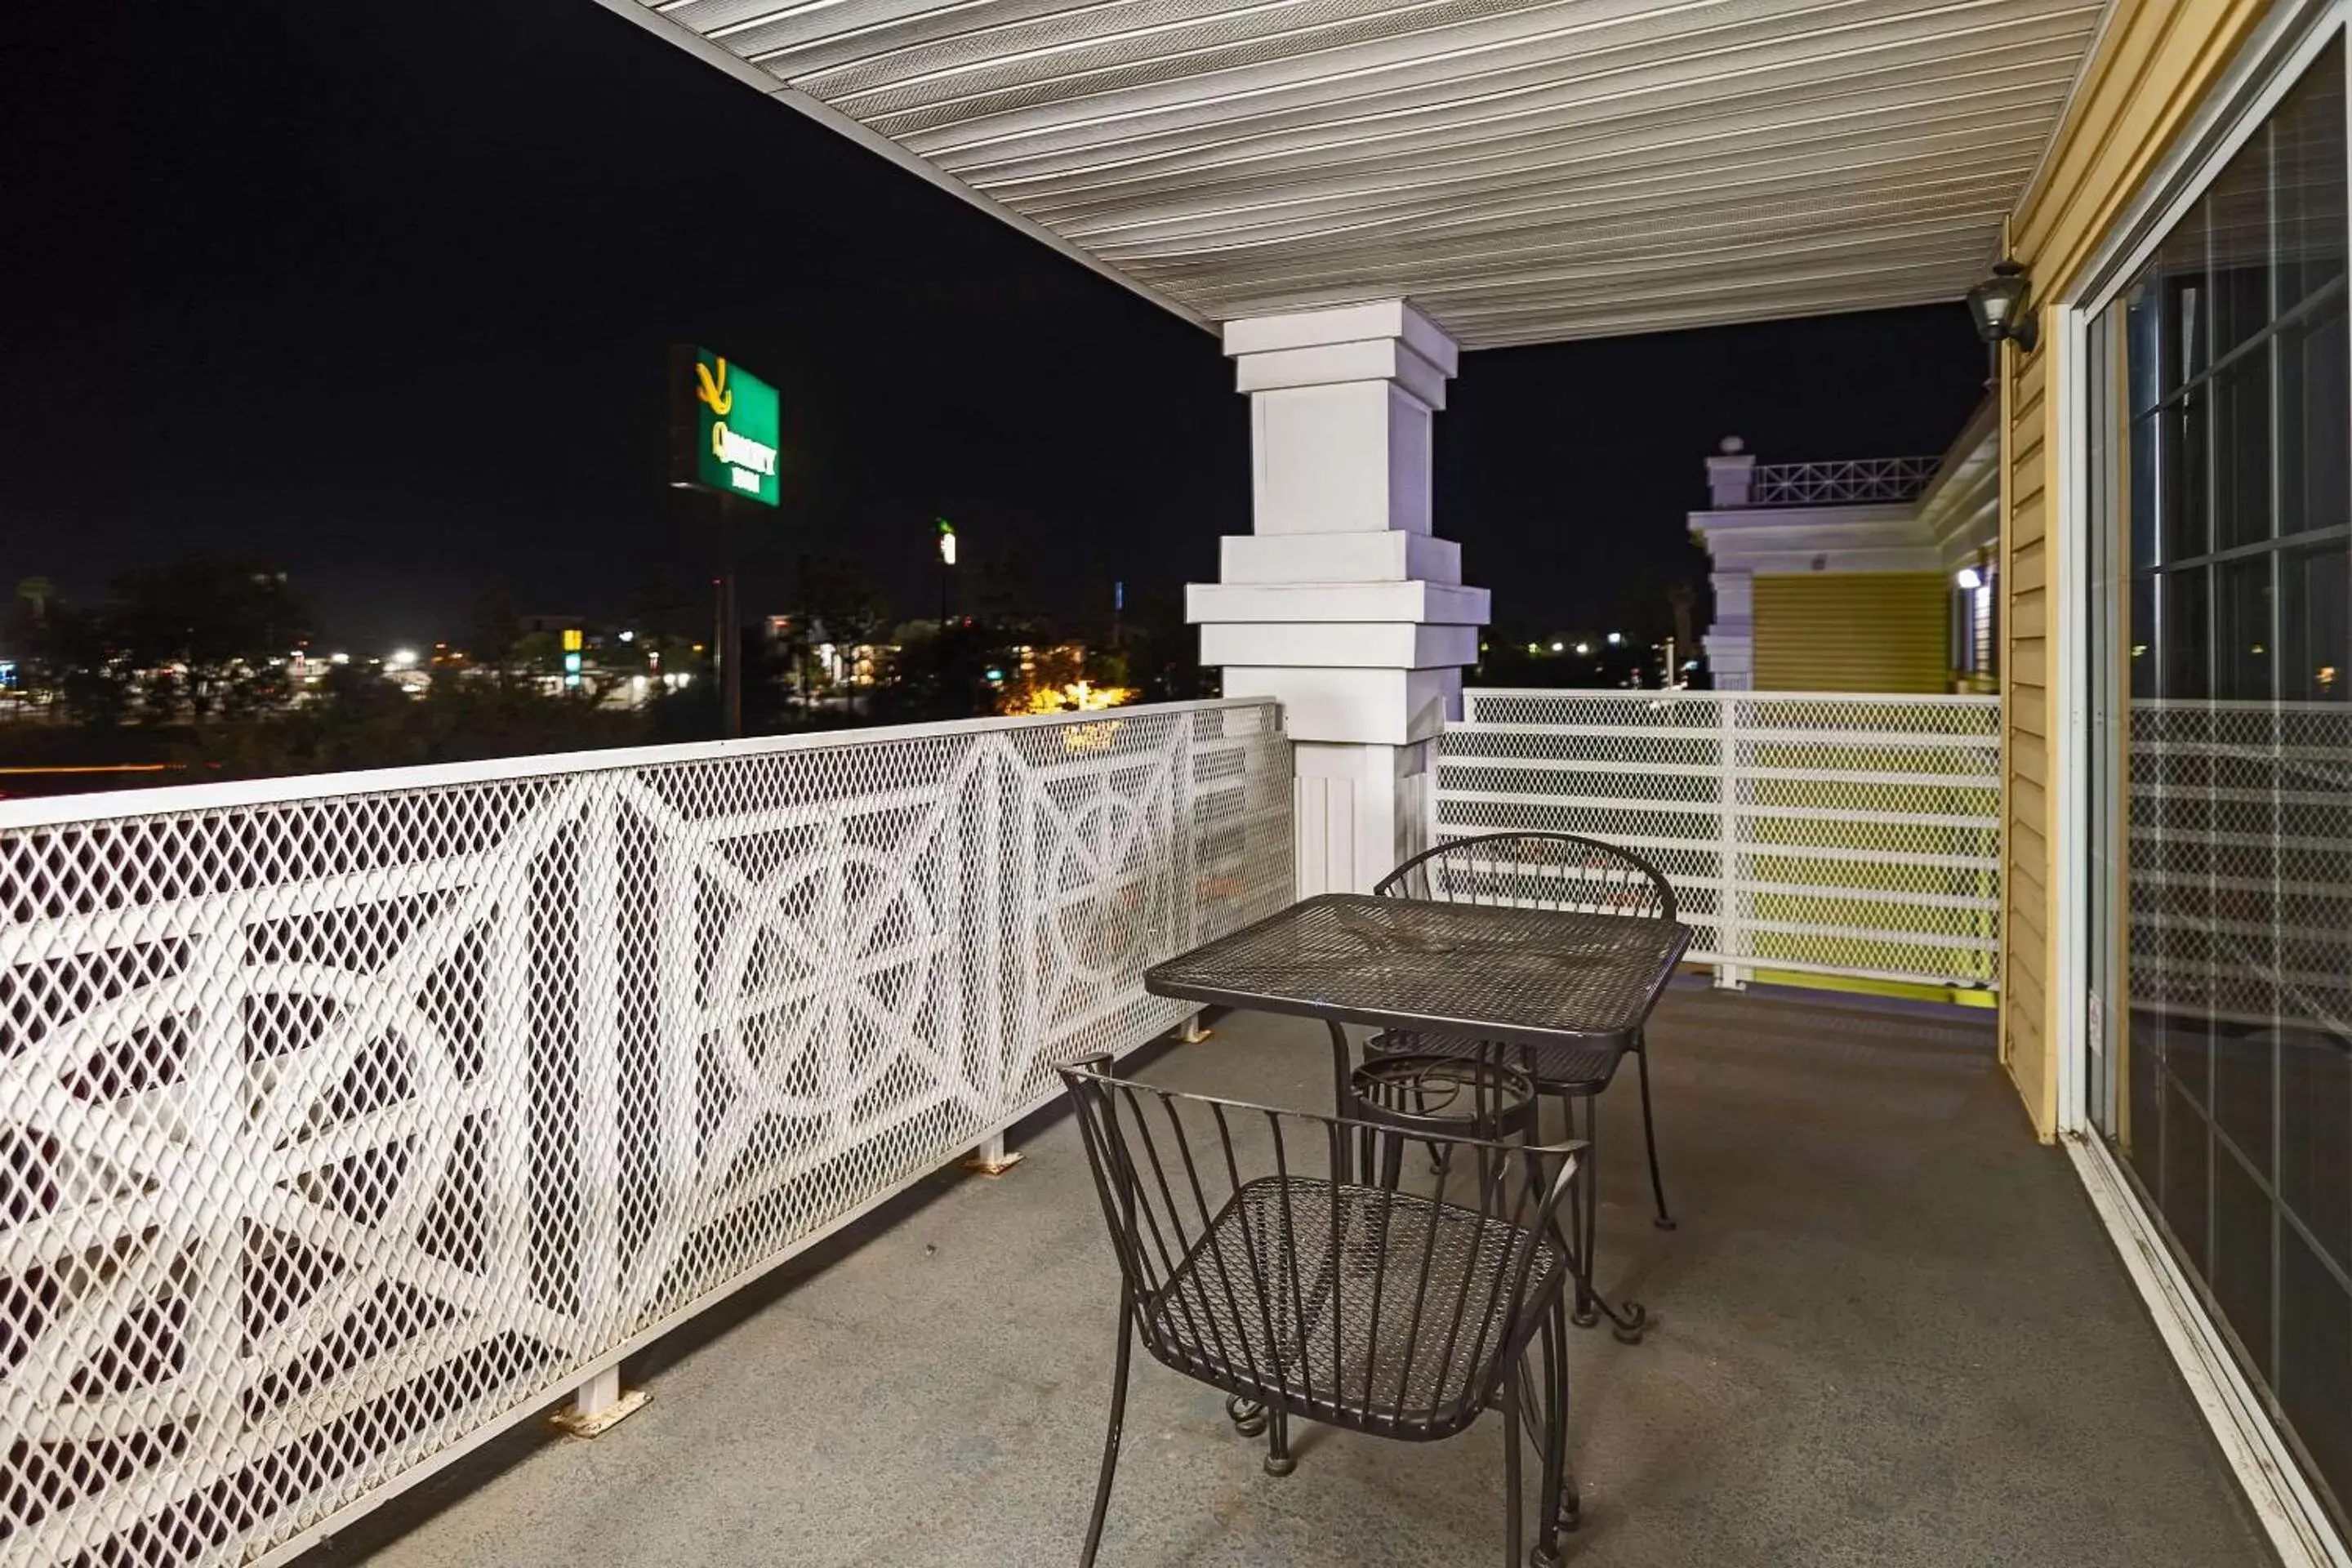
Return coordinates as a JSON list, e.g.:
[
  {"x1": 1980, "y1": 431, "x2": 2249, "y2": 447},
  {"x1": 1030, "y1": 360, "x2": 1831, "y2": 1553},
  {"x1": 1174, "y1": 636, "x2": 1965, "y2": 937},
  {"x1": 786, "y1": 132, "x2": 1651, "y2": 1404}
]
[{"x1": 304, "y1": 984, "x2": 2270, "y2": 1568}]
